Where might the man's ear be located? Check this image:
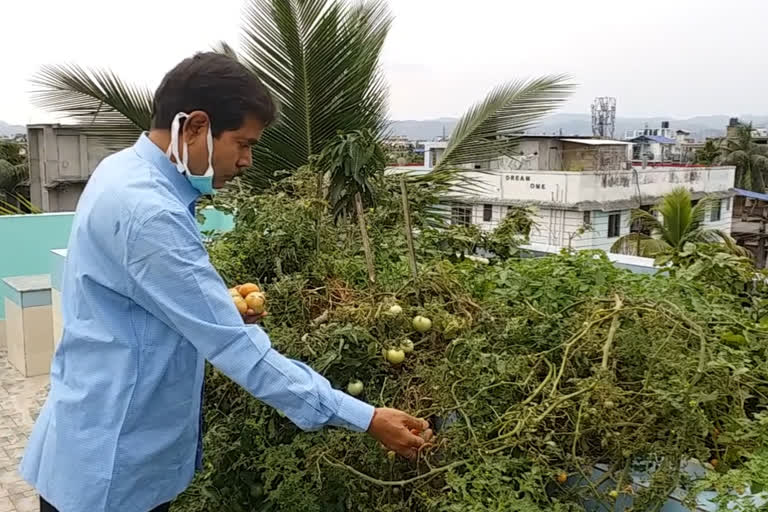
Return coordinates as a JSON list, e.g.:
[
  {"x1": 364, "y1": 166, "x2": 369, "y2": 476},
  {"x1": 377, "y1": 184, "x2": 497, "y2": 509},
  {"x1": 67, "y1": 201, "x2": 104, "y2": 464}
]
[{"x1": 183, "y1": 111, "x2": 210, "y2": 142}]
